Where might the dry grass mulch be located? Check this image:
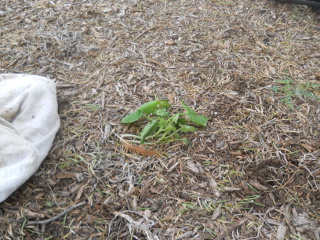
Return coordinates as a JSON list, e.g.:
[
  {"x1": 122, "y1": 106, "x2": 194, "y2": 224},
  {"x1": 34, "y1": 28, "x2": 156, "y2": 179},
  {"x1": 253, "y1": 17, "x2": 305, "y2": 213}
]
[{"x1": 0, "y1": 0, "x2": 319, "y2": 239}]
